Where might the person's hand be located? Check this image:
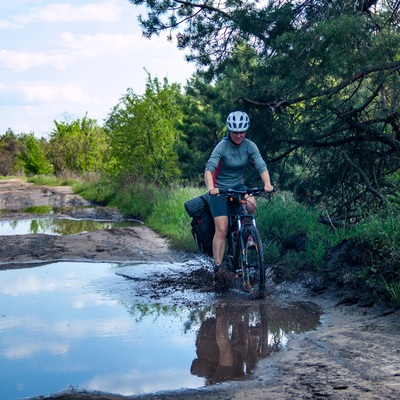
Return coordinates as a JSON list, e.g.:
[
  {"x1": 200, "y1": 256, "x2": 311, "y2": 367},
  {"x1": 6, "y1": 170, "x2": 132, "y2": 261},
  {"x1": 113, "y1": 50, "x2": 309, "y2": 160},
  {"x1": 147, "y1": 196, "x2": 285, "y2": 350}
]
[
  {"x1": 209, "y1": 187, "x2": 220, "y2": 196},
  {"x1": 264, "y1": 184, "x2": 274, "y2": 192}
]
